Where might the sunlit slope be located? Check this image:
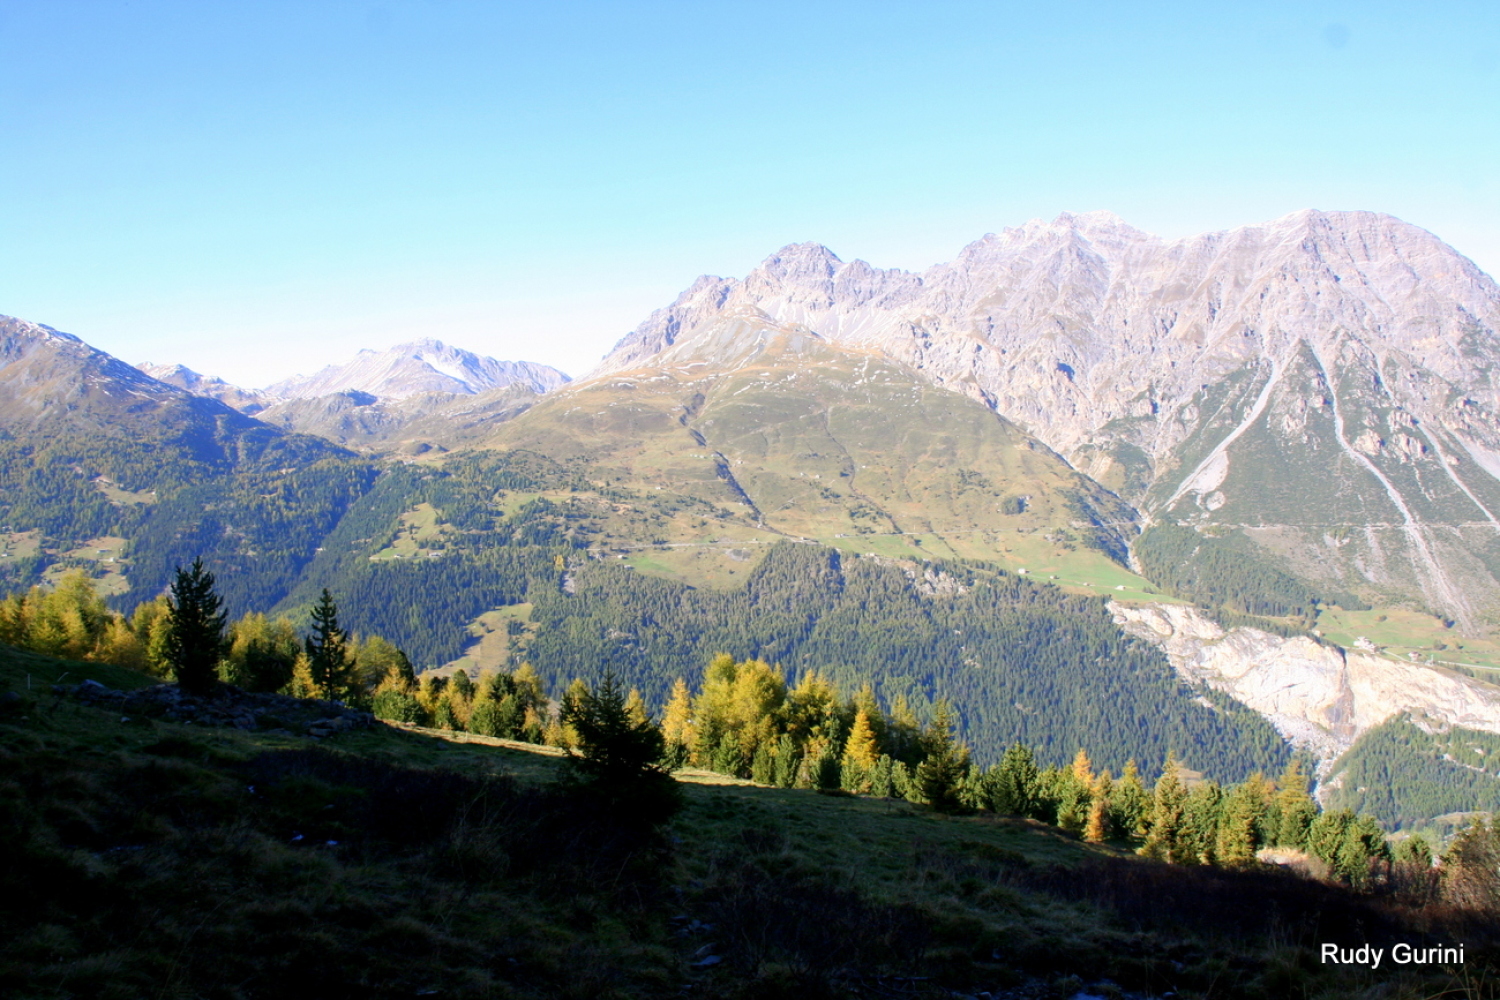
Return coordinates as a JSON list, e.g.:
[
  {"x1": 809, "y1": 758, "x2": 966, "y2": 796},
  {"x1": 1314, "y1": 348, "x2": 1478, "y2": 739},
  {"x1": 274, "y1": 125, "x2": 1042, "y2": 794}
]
[
  {"x1": 1142, "y1": 339, "x2": 1500, "y2": 630},
  {"x1": 475, "y1": 318, "x2": 1139, "y2": 584}
]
